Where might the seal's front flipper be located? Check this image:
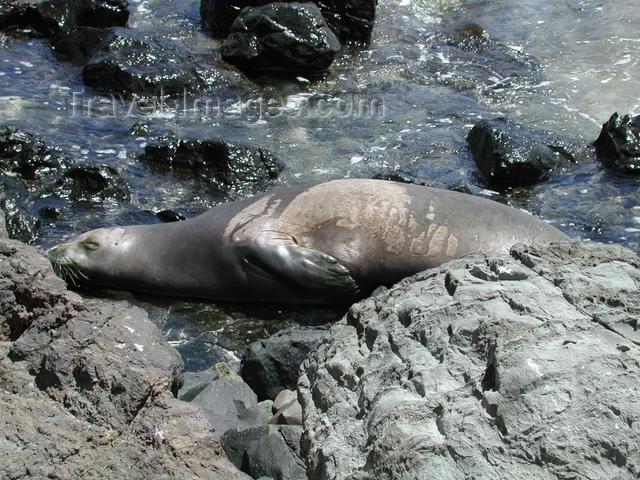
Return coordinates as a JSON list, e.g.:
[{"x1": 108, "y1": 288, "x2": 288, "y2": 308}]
[{"x1": 243, "y1": 239, "x2": 359, "y2": 299}]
